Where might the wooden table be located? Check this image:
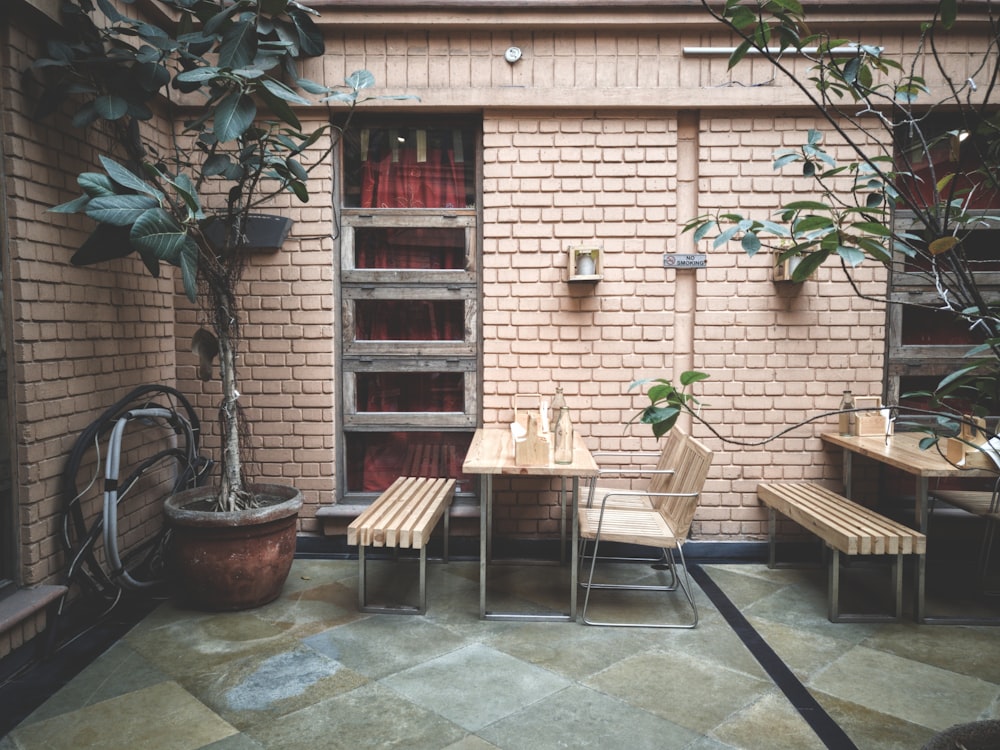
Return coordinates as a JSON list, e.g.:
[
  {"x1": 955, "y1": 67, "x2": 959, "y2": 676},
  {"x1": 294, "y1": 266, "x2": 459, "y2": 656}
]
[
  {"x1": 462, "y1": 427, "x2": 599, "y2": 621},
  {"x1": 821, "y1": 431, "x2": 998, "y2": 623}
]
